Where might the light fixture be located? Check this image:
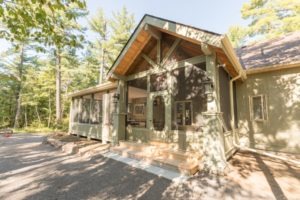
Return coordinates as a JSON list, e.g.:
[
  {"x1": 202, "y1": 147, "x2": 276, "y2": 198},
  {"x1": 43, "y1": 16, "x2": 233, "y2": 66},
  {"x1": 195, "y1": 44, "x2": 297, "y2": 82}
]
[
  {"x1": 203, "y1": 80, "x2": 214, "y2": 101},
  {"x1": 113, "y1": 92, "x2": 120, "y2": 104}
]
